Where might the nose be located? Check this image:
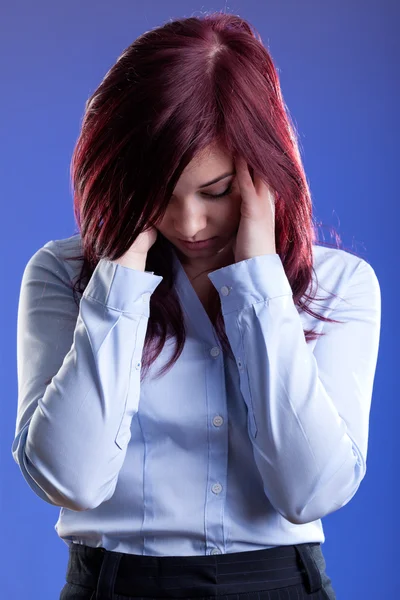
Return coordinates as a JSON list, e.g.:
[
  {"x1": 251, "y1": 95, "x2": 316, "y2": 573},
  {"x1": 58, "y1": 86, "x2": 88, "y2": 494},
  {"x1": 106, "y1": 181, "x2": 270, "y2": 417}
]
[{"x1": 171, "y1": 200, "x2": 208, "y2": 240}]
